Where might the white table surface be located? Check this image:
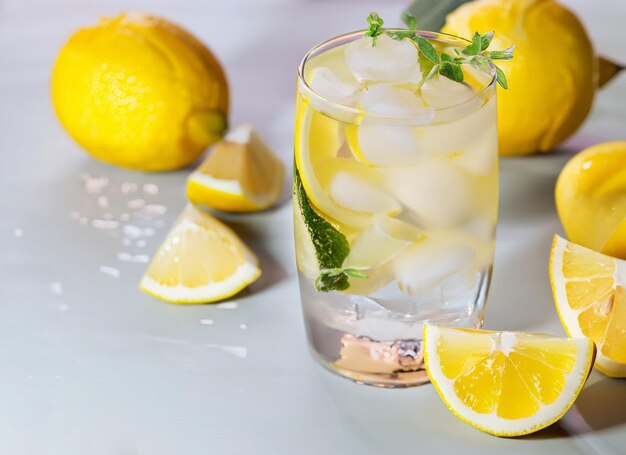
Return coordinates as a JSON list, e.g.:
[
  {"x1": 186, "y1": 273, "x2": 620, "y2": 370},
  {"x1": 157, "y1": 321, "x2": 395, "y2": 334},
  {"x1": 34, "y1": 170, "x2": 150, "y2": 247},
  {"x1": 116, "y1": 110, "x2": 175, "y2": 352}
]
[{"x1": 1, "y1": 0, "x2": 626, "y2": 453}]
